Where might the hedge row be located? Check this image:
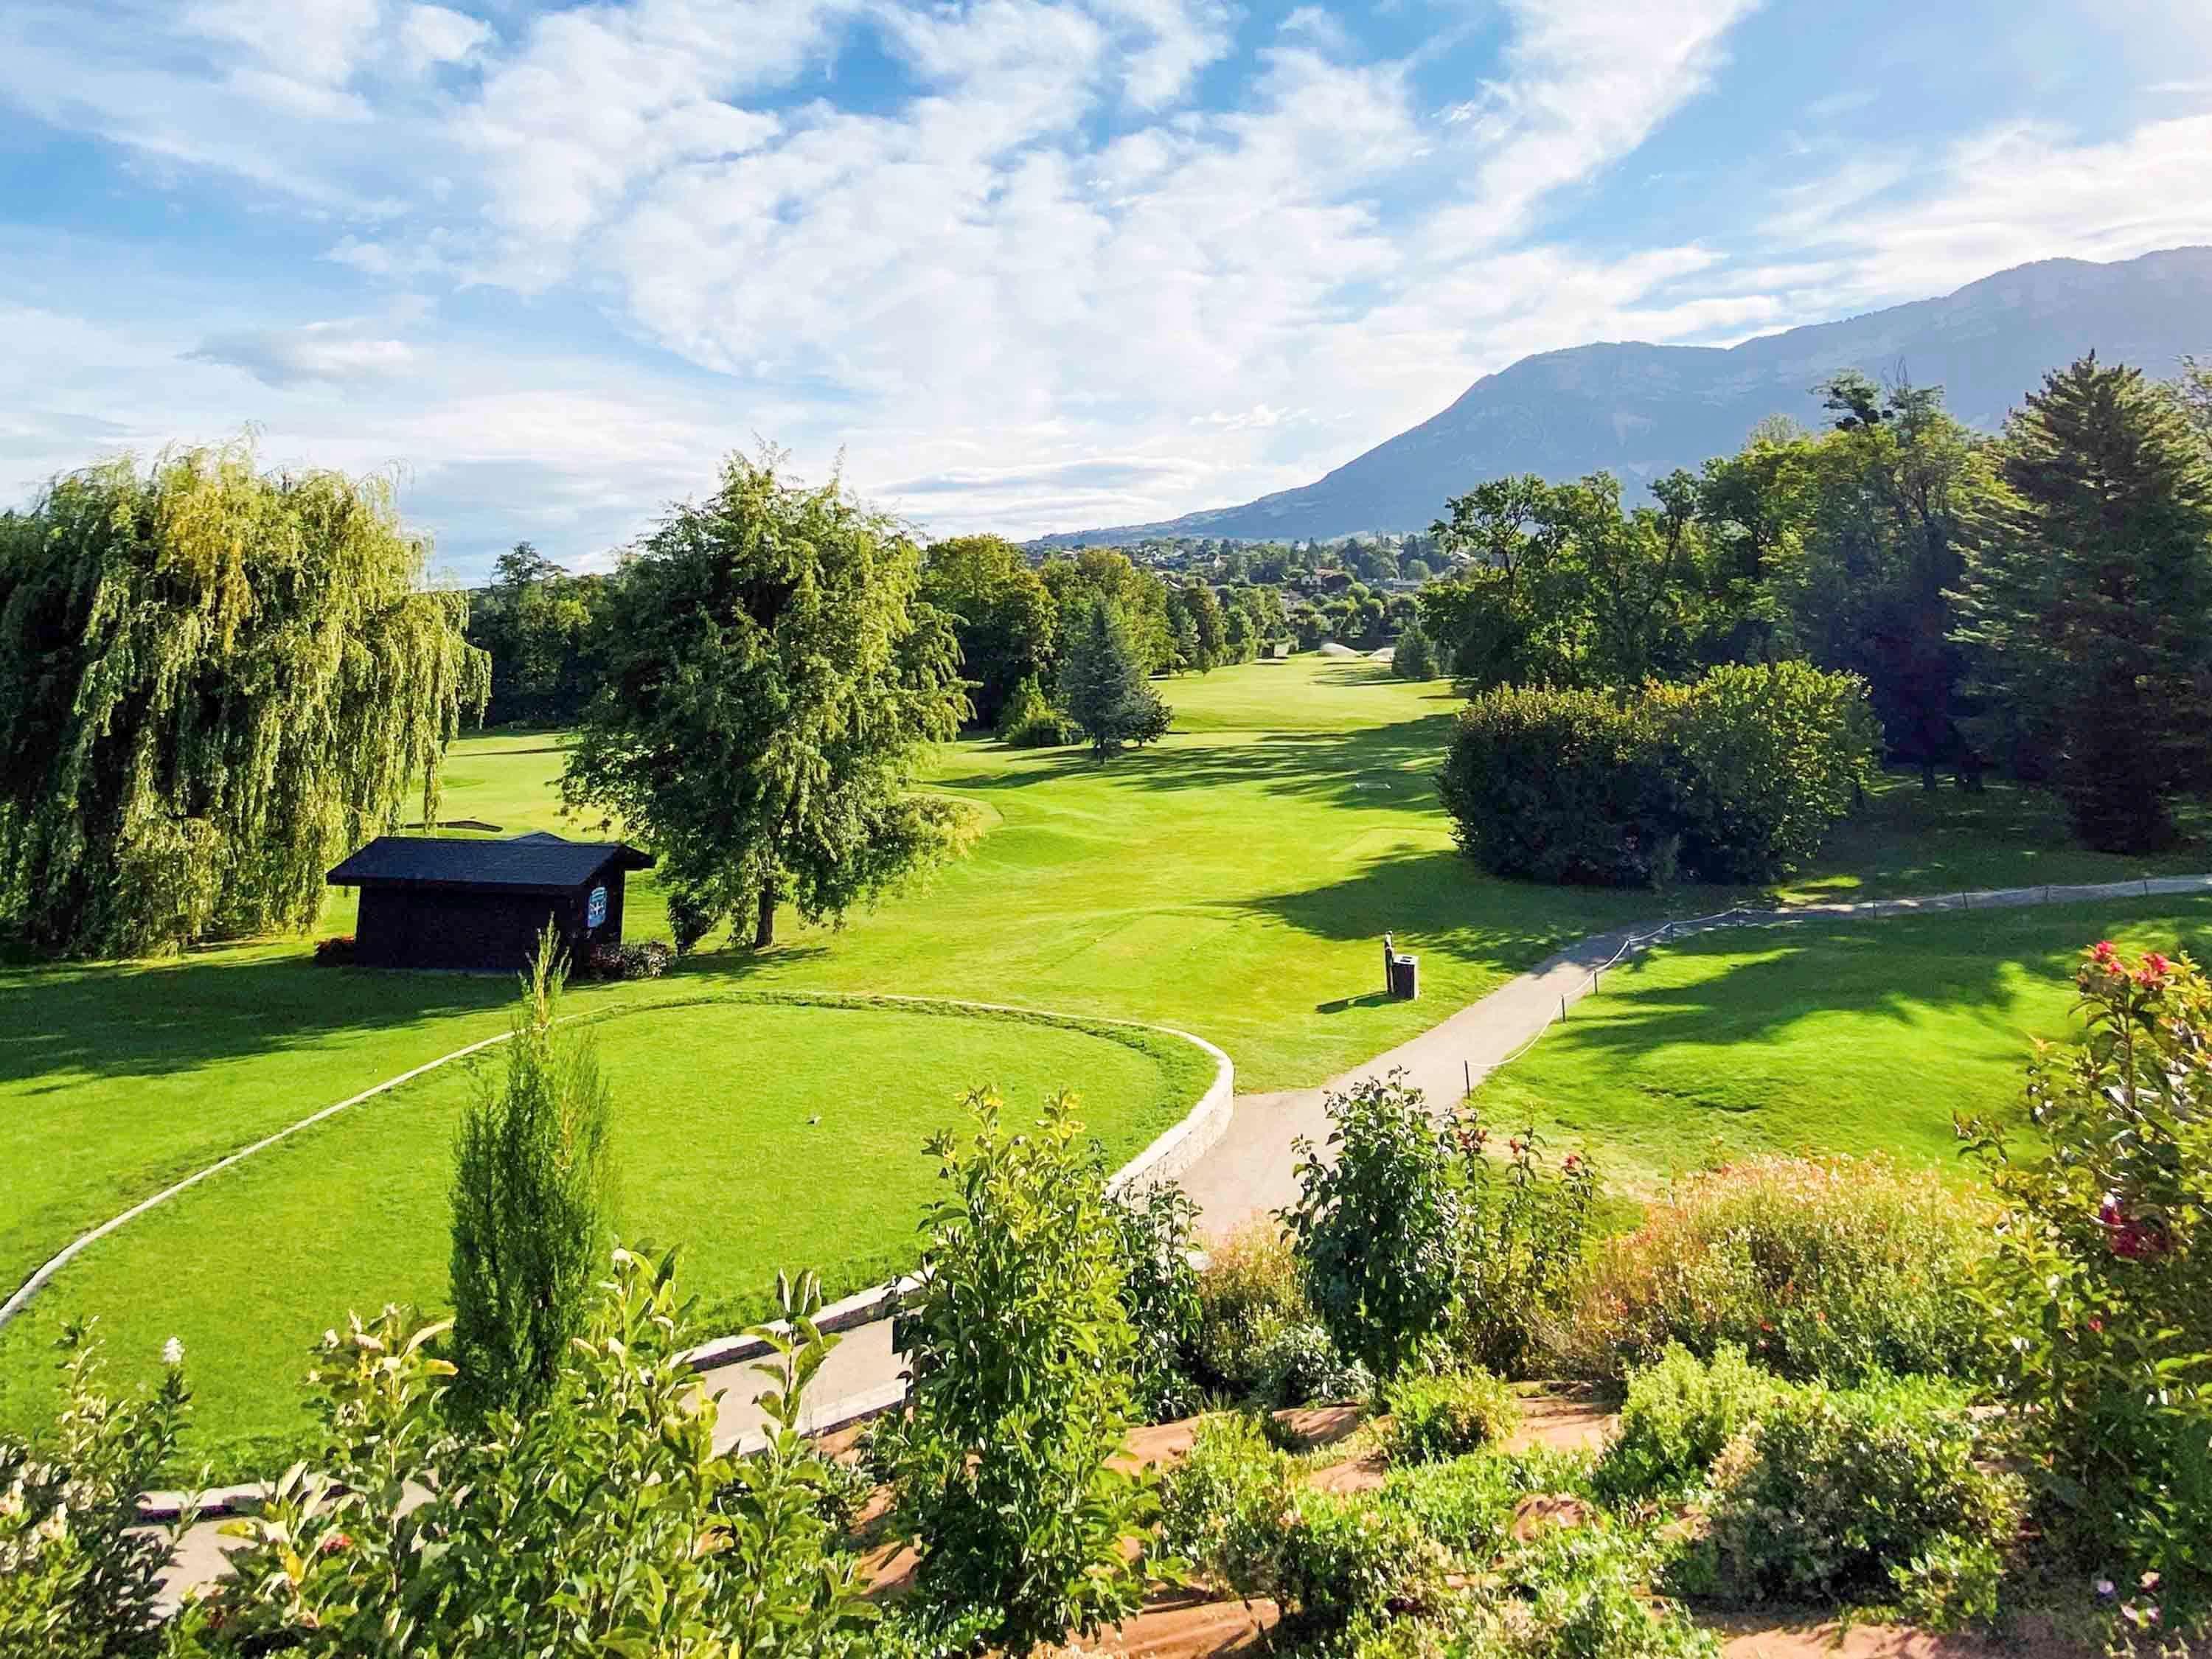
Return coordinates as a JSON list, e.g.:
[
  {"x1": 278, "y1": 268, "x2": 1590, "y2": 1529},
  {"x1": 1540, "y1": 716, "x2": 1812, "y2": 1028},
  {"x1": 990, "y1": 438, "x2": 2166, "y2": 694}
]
[{"x1": 1437, "y1": 662, "x2": 1879, "y2": 886}]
